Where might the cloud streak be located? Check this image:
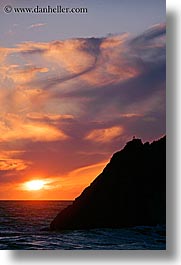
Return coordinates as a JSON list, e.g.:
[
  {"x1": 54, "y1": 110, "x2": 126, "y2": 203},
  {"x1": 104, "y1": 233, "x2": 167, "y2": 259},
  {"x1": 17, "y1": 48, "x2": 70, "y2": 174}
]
[{"x1": 28, "y1": 23, "x2": 47, "y2": 30}]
